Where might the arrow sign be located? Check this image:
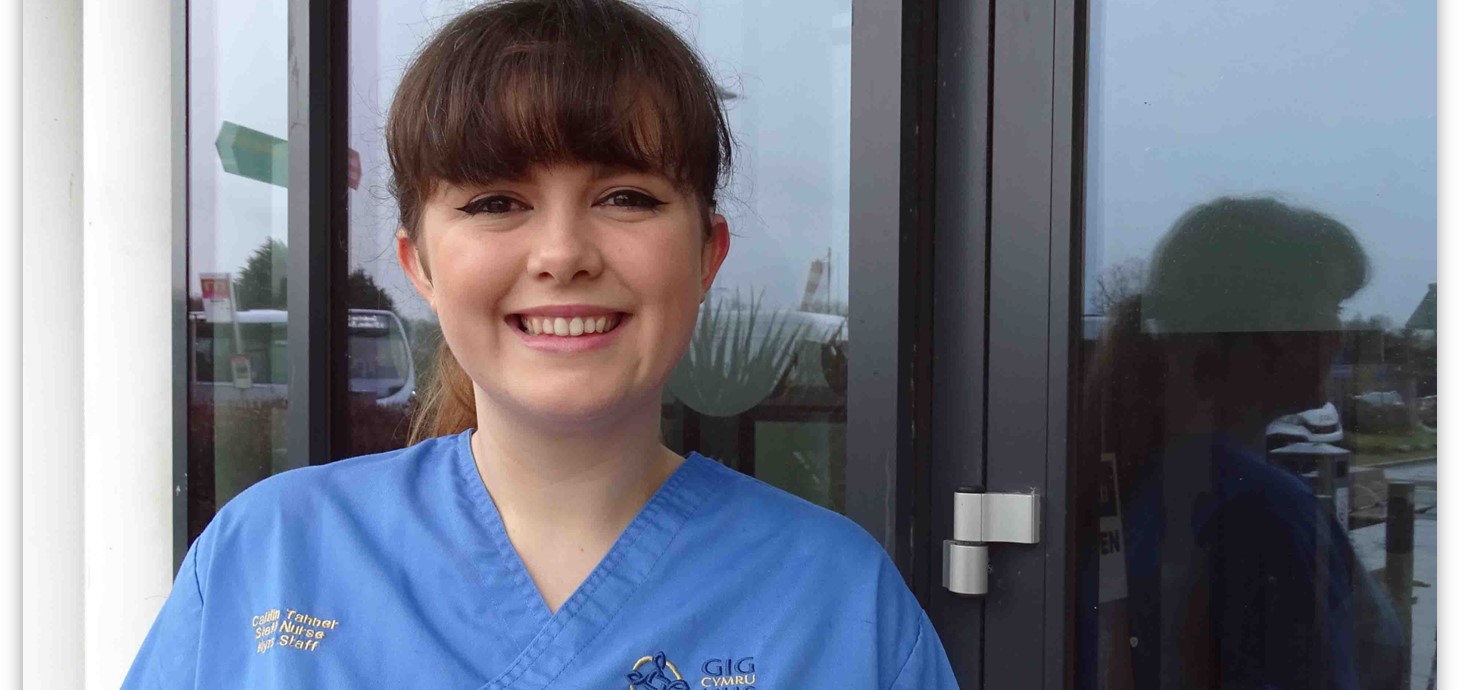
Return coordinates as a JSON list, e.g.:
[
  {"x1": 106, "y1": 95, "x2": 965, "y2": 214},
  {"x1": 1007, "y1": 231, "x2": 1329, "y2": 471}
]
[
  {"x1": 215, "y1": 121, "x2": 361, "y2": 190},
  {"x1": 216, "y1": 121, "x2": 288, "y2": 187}
]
